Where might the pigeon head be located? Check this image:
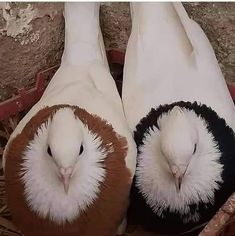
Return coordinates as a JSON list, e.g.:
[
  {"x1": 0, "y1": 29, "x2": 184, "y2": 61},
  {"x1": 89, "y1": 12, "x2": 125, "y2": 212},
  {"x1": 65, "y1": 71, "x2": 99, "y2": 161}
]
[
  {"x1": 158, "y1": 106, "x2": 199, "y2": 191},
  {"x1": 5, "y1": 105, "x2": 130, "y2": 228}
]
